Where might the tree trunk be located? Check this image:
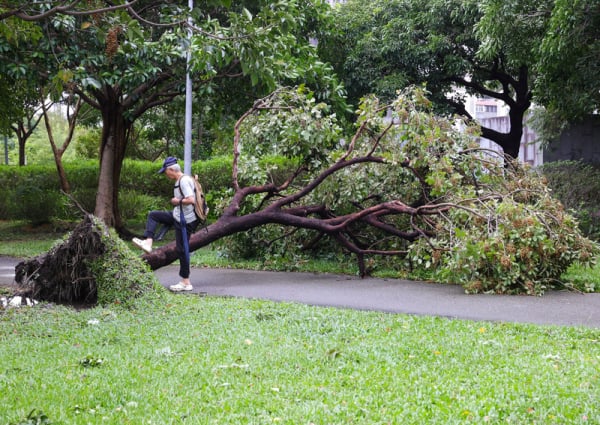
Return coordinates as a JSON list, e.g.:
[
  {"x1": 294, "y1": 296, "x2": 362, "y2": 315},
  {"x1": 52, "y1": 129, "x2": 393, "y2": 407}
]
[
  {"x1": 54, "y1": 157, "x2": 70, "y2": 193},
  {"x1": 94, "y1": 98, "x2": 131, "y2": 231},
  {"x1": 480, "y1": 120, "x2": 523, "y2": 160},
  {"x1": 16, "y1": 121, "x2": 30, "y2": 166},
  {"x1": 42, "y1": 97, "x2": 82, "y2": 194},
  {"x1": 17, "y1": 131, "x2": 26, "y2": 166},
  {"x1": 479, "y1": 65, "x2": 531, "y2": 159},
  {"x1": 12, "y1": 112, "x2": 43, "y2": 166}
]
